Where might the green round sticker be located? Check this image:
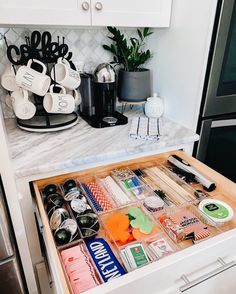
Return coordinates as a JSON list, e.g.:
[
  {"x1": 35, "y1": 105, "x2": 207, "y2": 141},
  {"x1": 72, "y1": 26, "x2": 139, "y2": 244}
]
[{"x1": 203, "y1": 203, "x2": 229, "y2": 219}]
